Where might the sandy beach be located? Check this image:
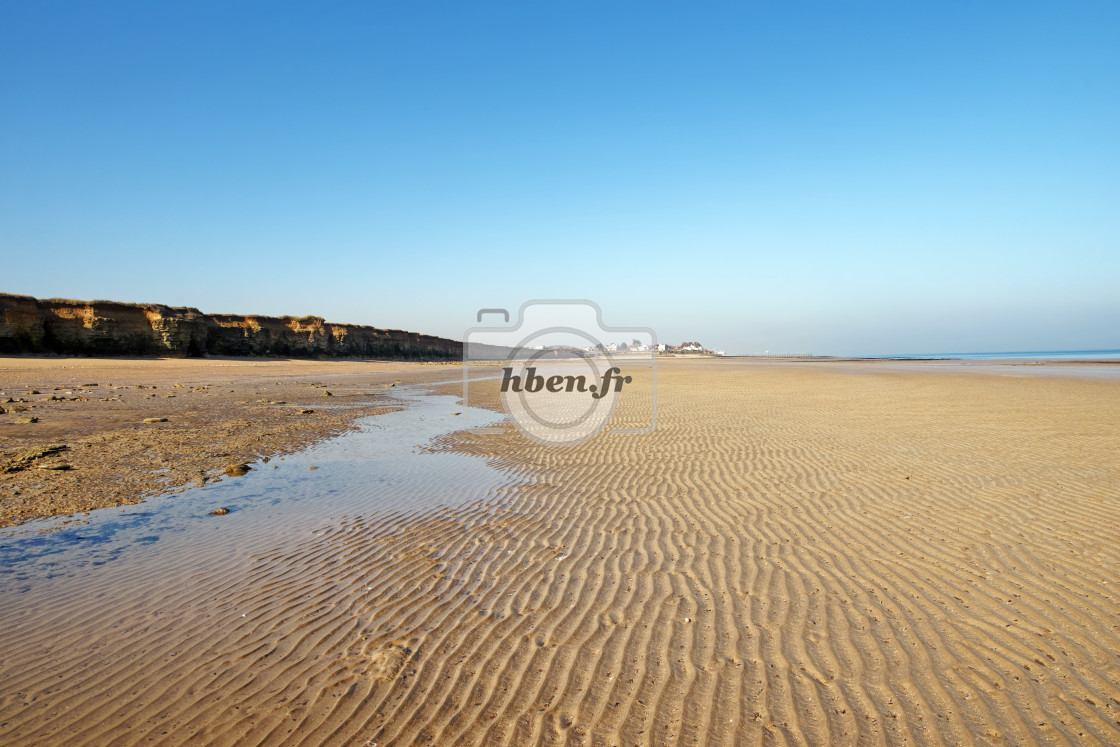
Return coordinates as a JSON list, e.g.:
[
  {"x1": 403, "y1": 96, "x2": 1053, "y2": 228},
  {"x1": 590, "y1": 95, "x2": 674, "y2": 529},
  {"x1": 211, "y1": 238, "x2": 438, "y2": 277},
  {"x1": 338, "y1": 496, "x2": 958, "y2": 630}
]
[{"x1": 1, "y1": 358, "x2": 1119, "y2": 745}]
